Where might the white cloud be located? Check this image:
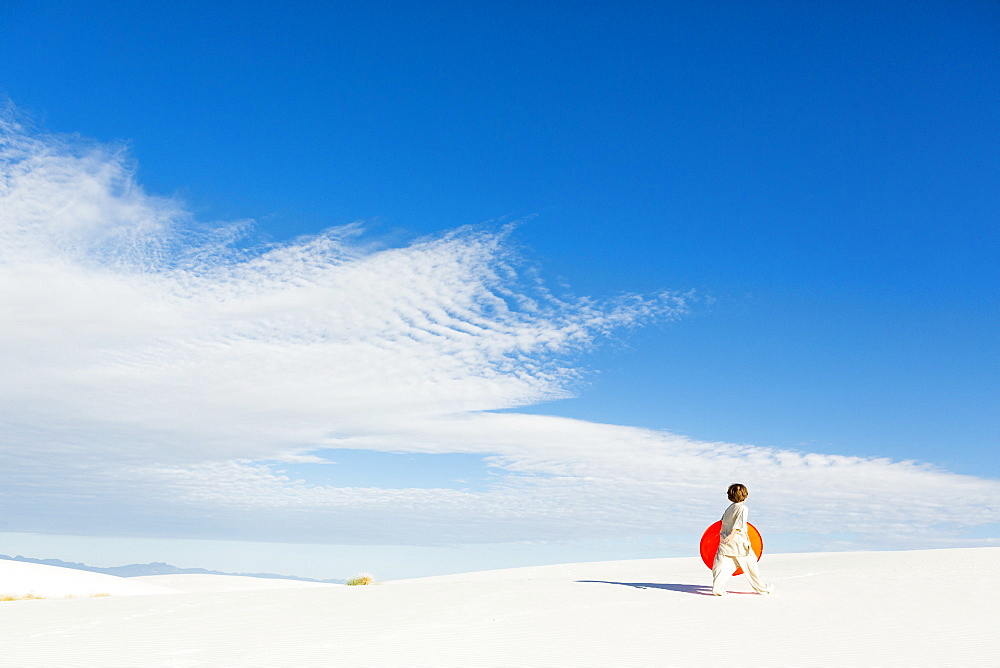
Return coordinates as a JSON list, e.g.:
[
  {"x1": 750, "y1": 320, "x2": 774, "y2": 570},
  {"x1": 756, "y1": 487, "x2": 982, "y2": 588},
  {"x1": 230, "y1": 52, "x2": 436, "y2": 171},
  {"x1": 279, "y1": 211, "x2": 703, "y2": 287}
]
[{"x1": 1, "y1": 117, "x2": 997, "y2": 549}]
